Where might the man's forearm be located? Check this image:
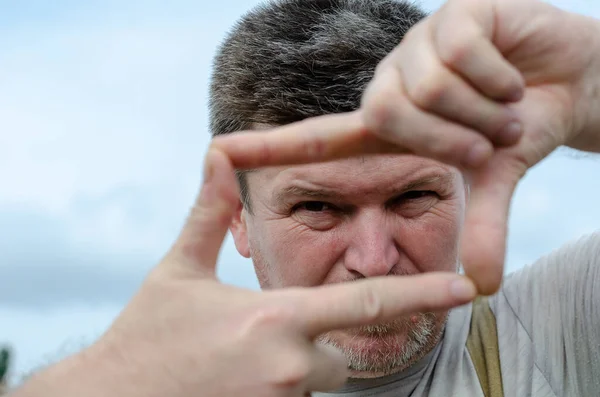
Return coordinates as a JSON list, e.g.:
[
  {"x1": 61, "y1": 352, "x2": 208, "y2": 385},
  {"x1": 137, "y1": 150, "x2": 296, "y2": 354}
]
[
  {"x1": 8, "y1": 350, "x2": 103, "y2": 397},
  {"x1": 7, "y1": 344, "x2": 137, "y2": 397}
]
